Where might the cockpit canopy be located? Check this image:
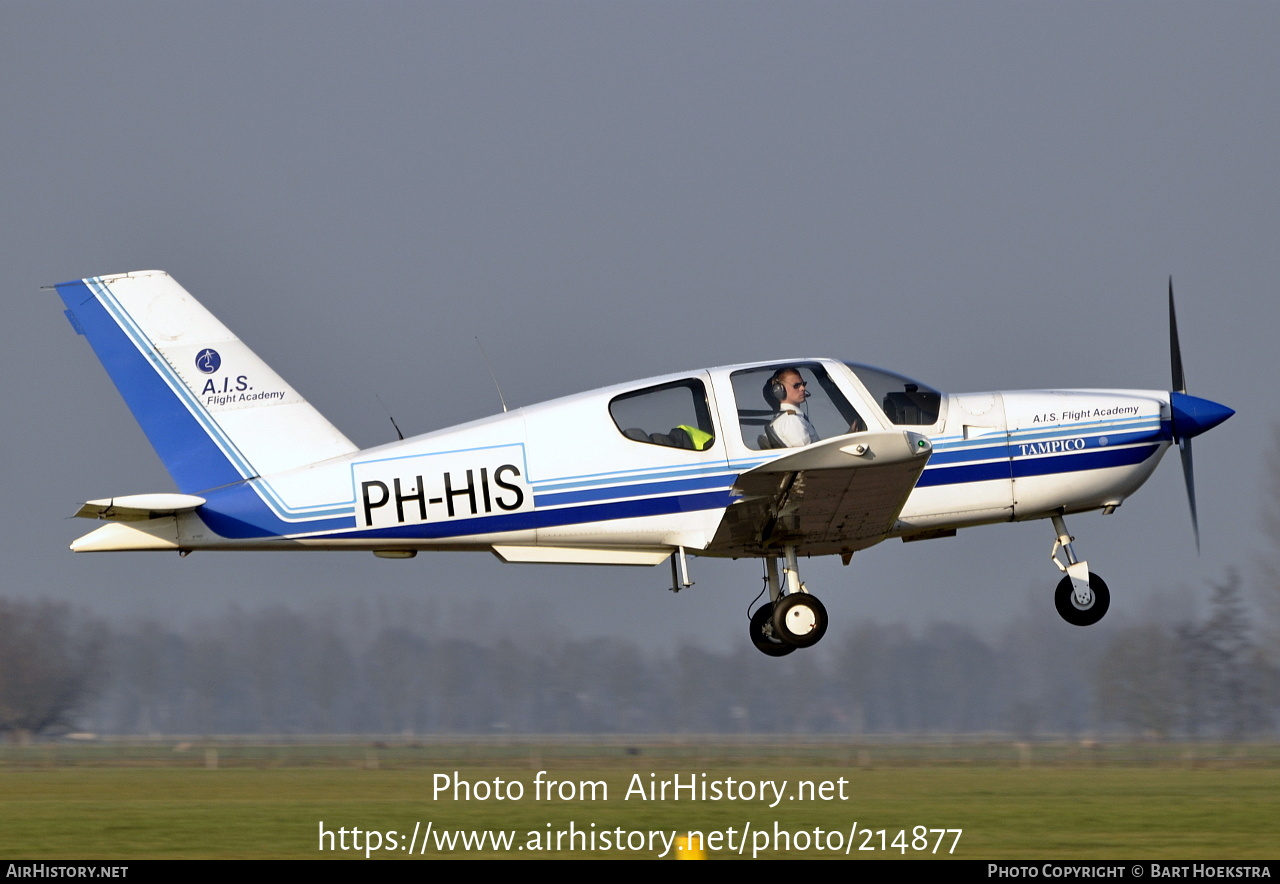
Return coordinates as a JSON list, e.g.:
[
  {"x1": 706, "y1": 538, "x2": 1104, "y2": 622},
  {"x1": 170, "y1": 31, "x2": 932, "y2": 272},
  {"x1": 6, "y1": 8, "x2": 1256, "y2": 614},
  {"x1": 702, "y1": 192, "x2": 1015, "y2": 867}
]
[
  {"x1": 731, "y1": 362, "x2": 942, "y2": 450},
  {"x1": 842, "y1": 362, "x2": 942, "y2": 427},
  {"x1": 604, "y1": 359, "x2": 942, "y2": 455},
  {"x1": 731, "y1": 363, "x2": 863, "y2": 450}
]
